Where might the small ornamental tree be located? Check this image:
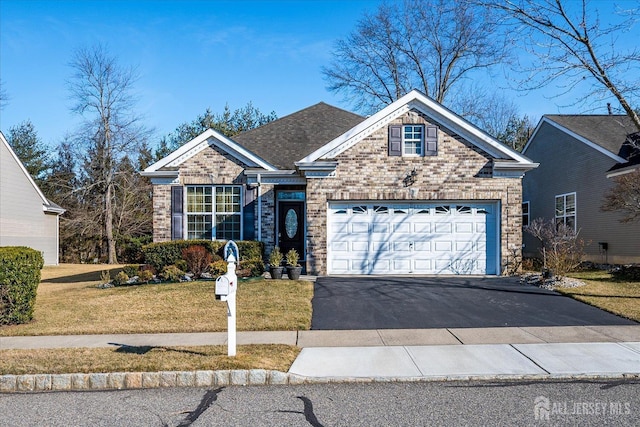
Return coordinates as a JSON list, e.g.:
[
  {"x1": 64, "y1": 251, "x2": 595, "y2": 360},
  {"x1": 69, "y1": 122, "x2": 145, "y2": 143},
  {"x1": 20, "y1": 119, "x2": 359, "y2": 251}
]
[{"x1": 525, "y1": 218, "x2": 586, "y2": 278}]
